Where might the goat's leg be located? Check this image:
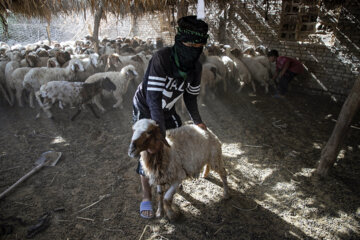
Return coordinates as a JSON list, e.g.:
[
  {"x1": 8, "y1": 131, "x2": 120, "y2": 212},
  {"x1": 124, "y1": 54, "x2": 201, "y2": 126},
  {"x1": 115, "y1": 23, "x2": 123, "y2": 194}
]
[
  {"x1": 15, "y1": 88, "x2": 23, "y2": 107},
  {"x1": 29, "y1": 91, "x2": 35, "y2": 108},
  {"x1": 42, "y1": 100, "x2": 53, "y2": 119},
  {"x1": 87, "y1": 104, "x2": 100, "y2": 119},
  {"x1": 0, "y1": 84, "x2": 11, "y2": 105},
  {"x1": 112, "y1": 91, "x2": 123, "y2": 109},
  {"x1": 71, "y1": 108, "x2": 82, "y2": 121},
  {"x1": 202, "y1": 164, "x2": 210, "y2": 178},
  {"x1": 251, "y1": 81, "x2": 256, "y2": 94},
  {"x1": 93, "y1": 94, "x2": 106, "y2": 112},
  {"x1": 156, "y1": 185, "x2": 164, "y2": 218},
  {"x1": 6, "y1": 84, "x2": 14, "y2": 106},
  {"x1": 215, "y1": 167, "x2": 230, "y2": 199},
  {"x1": 163, "y1": 182, "x2": 180, "y2": 221}
]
